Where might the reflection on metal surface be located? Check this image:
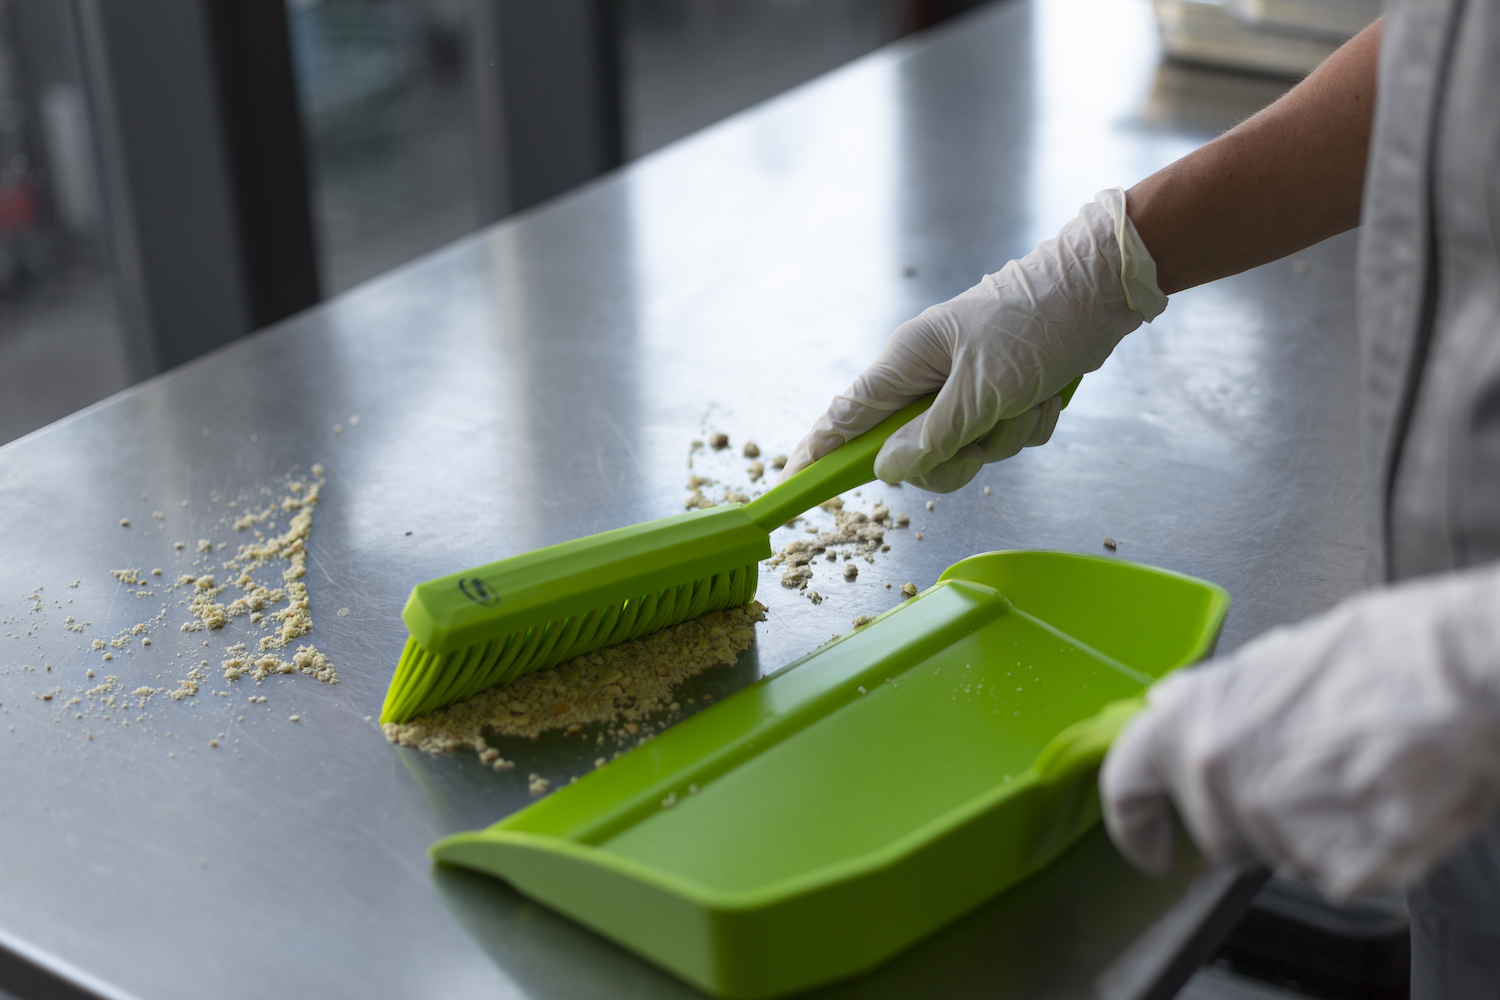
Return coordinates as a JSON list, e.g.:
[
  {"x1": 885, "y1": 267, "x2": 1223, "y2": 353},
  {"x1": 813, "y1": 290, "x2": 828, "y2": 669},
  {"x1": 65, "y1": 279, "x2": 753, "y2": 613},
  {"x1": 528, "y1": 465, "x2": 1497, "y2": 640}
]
[{"x1": 0, "y1": 0, "x2": 1361, "y2": 996}]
